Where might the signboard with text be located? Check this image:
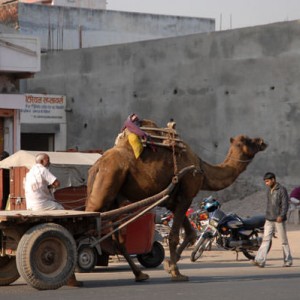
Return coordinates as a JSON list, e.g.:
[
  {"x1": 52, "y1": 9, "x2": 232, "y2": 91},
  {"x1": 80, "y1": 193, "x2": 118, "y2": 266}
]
[{"x1": 20, "y1": 94, "x2": 66, "y2": 124}]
